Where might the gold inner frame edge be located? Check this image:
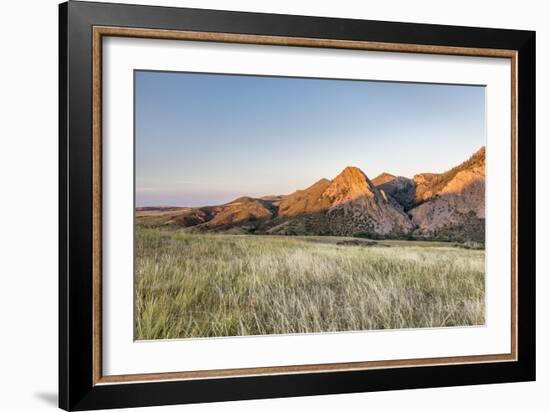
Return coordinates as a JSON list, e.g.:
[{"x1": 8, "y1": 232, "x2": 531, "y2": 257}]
[{"x1": 91, "y1": 26, "x2": 518, "y2": 386}]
